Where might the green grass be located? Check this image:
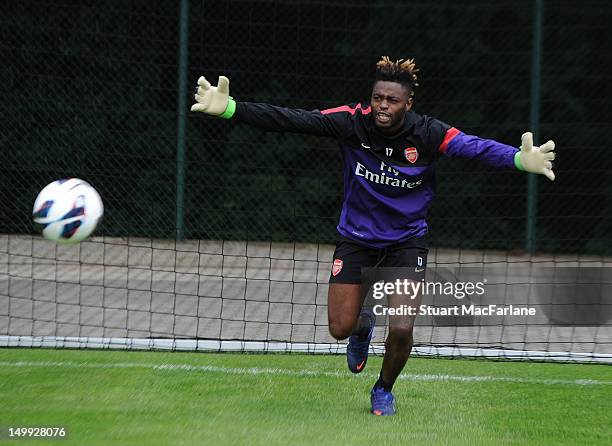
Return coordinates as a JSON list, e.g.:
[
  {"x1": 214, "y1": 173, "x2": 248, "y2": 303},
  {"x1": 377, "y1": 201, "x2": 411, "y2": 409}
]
[{"x1": 1, "y1": 349, "x2": 610, "y2": 445}]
